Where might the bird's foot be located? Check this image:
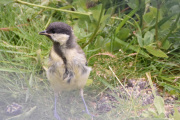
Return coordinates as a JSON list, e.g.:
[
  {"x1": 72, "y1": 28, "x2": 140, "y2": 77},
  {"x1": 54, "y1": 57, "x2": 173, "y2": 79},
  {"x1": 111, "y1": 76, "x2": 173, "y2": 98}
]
[
  {"x1": 83, "y1": 110, "x2": 94, "y2": 120},
  {"x1": 88, "y1": 113, "x2": 94, "y2": 120},
  {"x1": 54, "y1": 110, "x2": 61, "y2": 120}
]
